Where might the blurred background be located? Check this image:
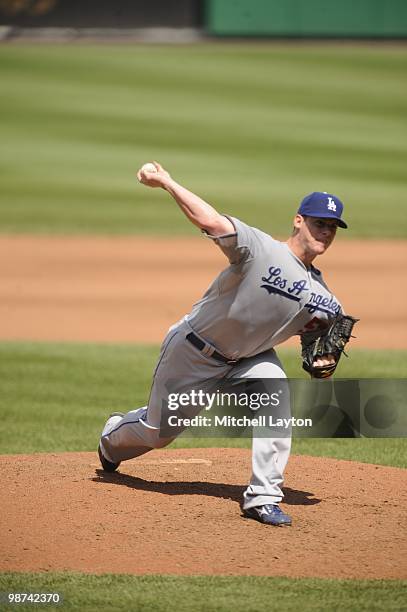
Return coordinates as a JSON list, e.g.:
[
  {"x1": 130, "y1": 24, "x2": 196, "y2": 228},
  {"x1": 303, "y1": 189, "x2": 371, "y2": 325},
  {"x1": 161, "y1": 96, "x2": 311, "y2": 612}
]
[
  {"x1": 0, "y1": 0, "x2": 406, "y2": 403},
  {"x1": 0, "y1": 0, "x2": 406, "y2": 237},
  {"x1": 0, "y1": 0, "x2": 406, "y2": 351}
]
